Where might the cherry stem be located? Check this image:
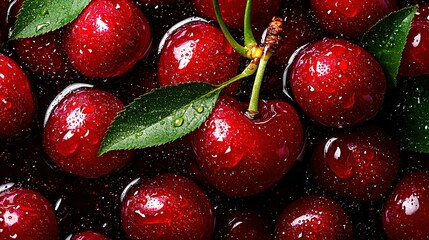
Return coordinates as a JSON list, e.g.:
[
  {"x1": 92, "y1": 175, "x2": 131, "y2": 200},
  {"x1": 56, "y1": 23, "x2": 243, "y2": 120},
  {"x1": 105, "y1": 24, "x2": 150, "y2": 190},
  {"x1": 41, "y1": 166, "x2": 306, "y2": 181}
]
[
  {"x1": 244, "y1": 0, "x2": 257, "y2": 47},
  {"x1": 212, "y1": 0, "x2": 247, "y2": 56},
  {"x1": 247, "y1": 53, "x2": 271, "y2": 116},
  {"x1": 219, "y1": 61, "x2": 258, "y2": 89}
]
